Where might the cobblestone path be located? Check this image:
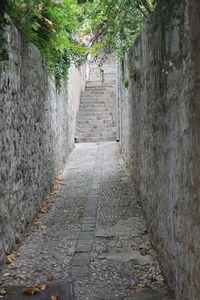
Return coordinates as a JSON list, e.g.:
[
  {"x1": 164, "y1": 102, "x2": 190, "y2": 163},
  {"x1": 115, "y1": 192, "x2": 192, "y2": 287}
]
[{"x1": 0, "y1": 142, "x2": 172, "y2": 300}]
